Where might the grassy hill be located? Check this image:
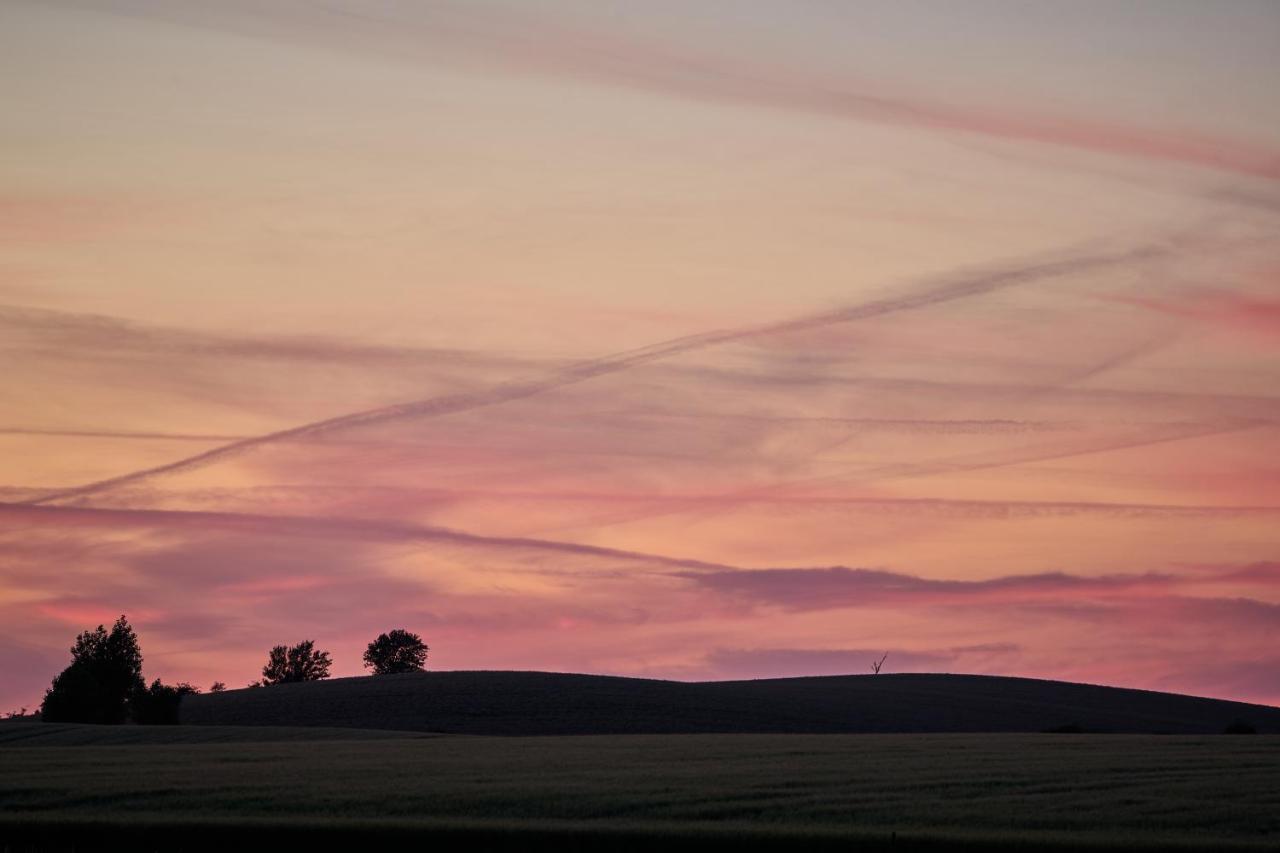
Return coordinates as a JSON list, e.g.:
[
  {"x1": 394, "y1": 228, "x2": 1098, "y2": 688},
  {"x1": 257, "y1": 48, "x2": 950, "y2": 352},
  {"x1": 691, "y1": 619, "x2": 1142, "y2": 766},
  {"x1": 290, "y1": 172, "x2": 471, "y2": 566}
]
[{"x1": 179, "y1": 671, "x2": 1280, "y2": 735}]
